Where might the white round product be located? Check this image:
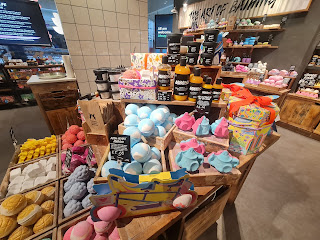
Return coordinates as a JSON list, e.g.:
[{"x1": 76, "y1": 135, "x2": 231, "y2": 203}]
[
  {"x1": 95, "y1": 80, "x2": 108, "y2": 91},
  {"x1": 109, "y1": 70, "x2": 121, "y2": 82}
]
